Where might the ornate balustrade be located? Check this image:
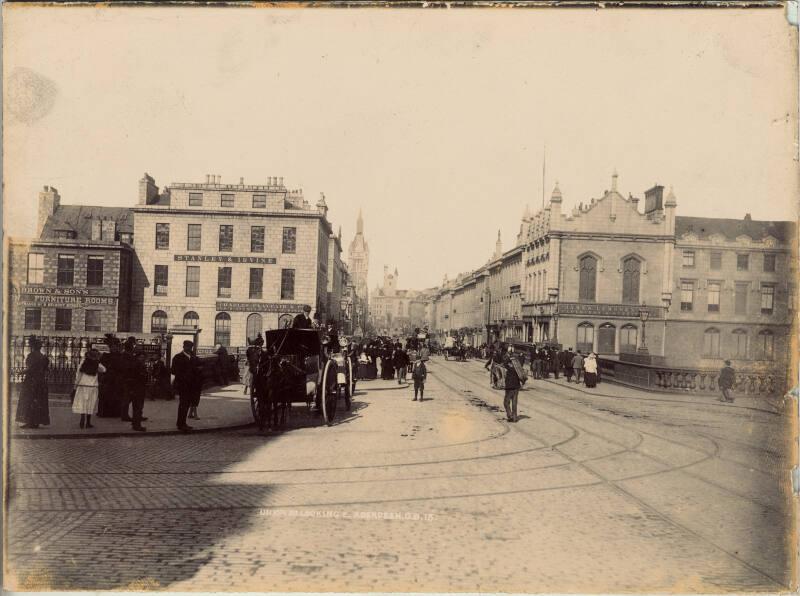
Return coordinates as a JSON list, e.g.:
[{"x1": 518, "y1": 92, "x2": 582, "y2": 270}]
[{"x1": 598, "y1": 357, "x2": 785, "y2": 397}]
